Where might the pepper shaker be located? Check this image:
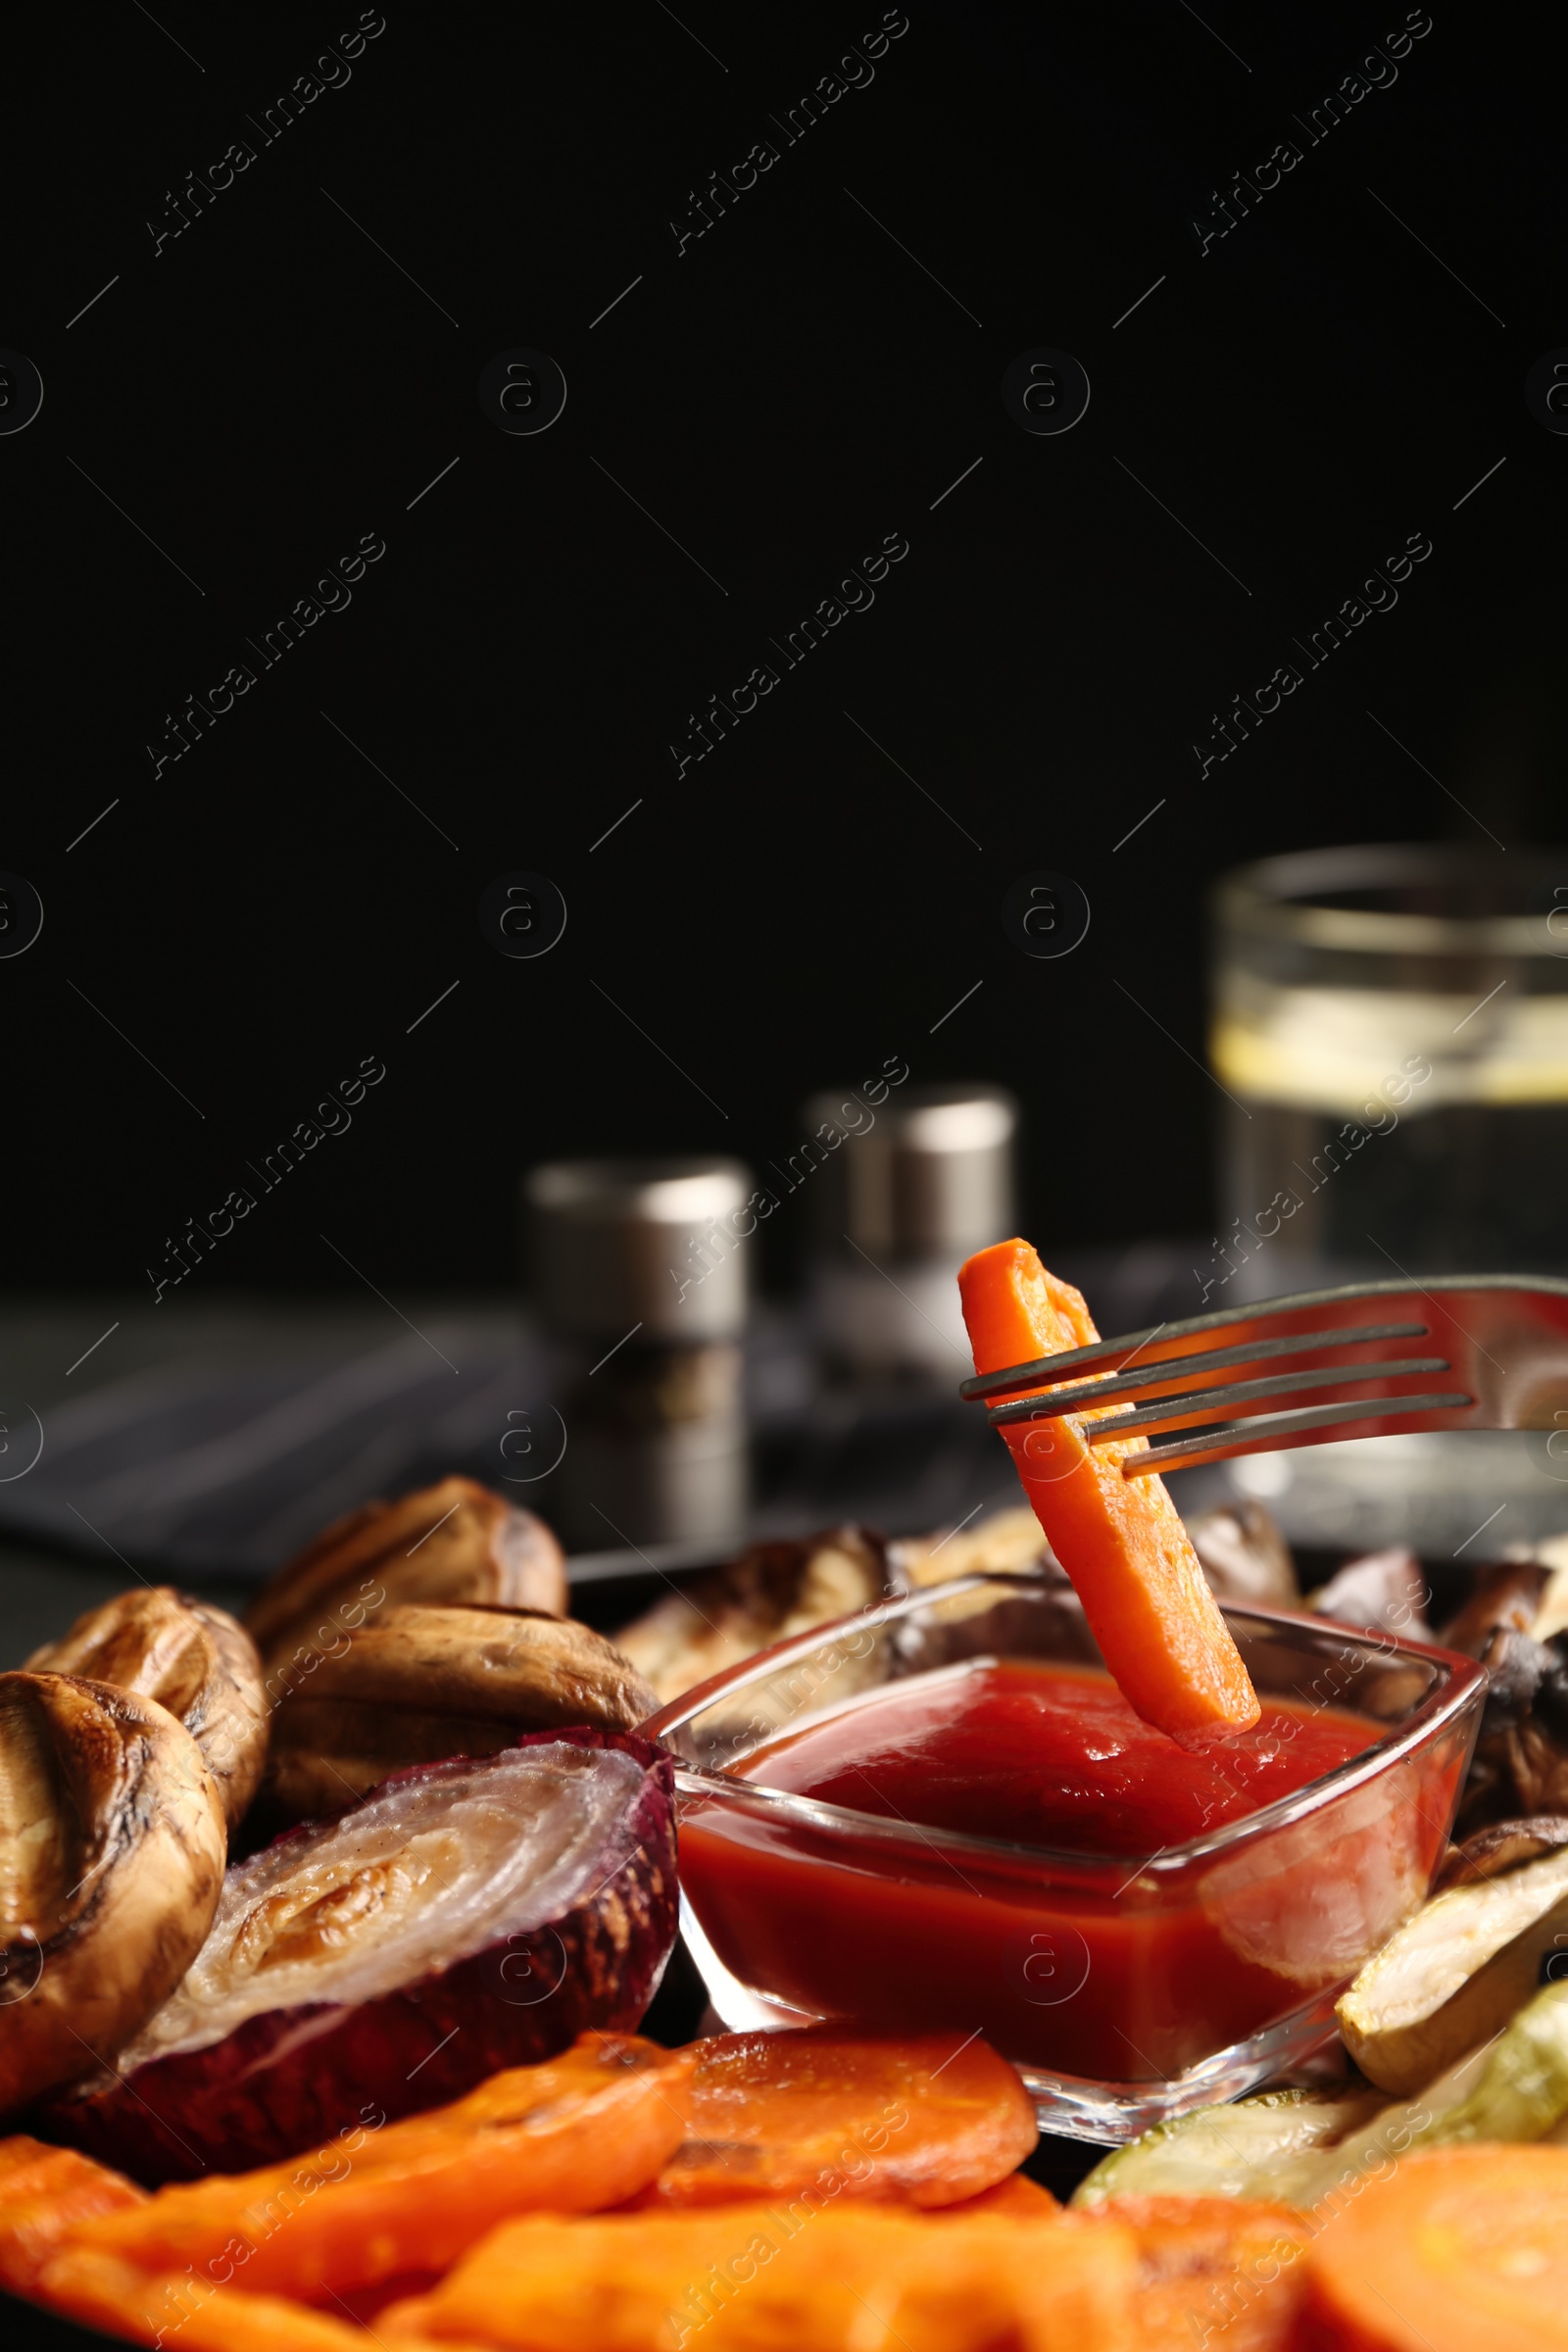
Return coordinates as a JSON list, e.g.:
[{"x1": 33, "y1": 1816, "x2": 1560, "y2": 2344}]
[
  {"x1": 524, "y1": 1157, "x2": 754, "y2": 1550},
  {"x1": 801, "y1": 1084, "x2": 1018, "y2": 1378}
]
